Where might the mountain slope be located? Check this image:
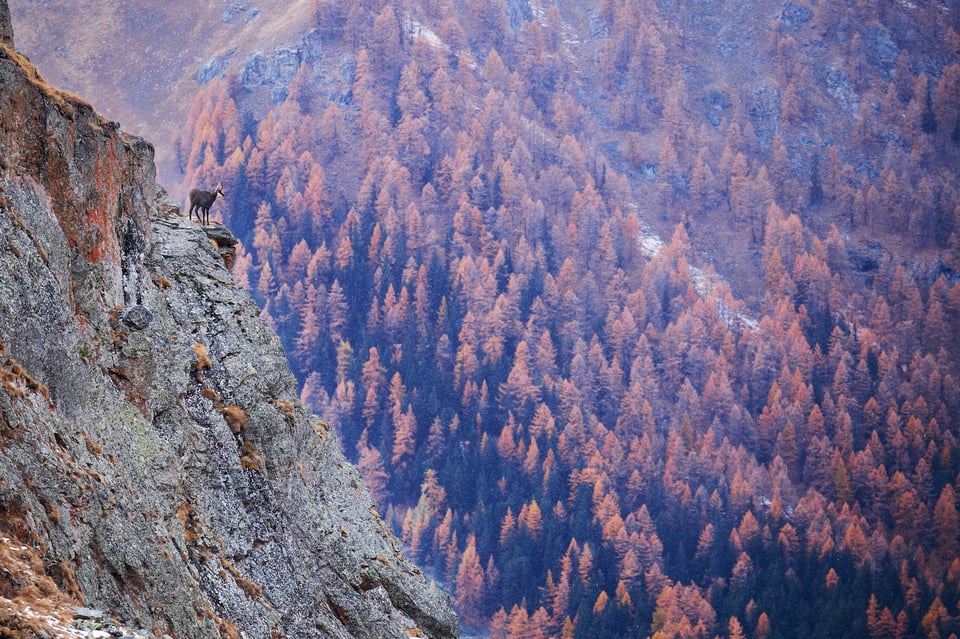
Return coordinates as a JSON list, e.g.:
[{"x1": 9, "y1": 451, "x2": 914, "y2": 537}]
[
  {"x1": 165, "y1": 2, "x2": 960, "y2": 638},
  {"x1": 10, "y1": 1, "x2": 960, "y2": 638},
  {"x1": 0, "y1": 4, "x2": 458, "y2": 638},
  {"x1": 9, "y1": 0, "x2": 318, "y2": 183}
]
